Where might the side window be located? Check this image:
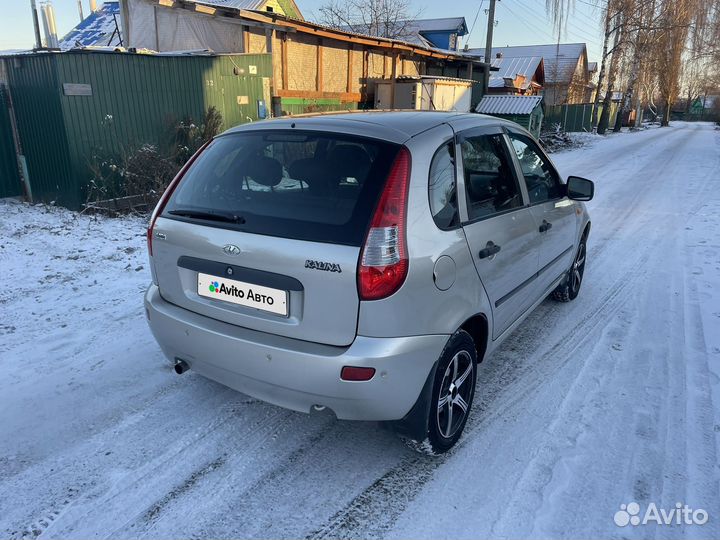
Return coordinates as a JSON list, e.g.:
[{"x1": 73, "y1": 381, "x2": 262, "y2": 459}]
[
  {"x1": 508, "y1": 133, "x2": 563, "y2": 204},
  {"x1": 460, "y1": 133, "x2": 523, "y2": 221},
  {"x1": 428, "y1": 141, "x2": 459, "y2": 229}
]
